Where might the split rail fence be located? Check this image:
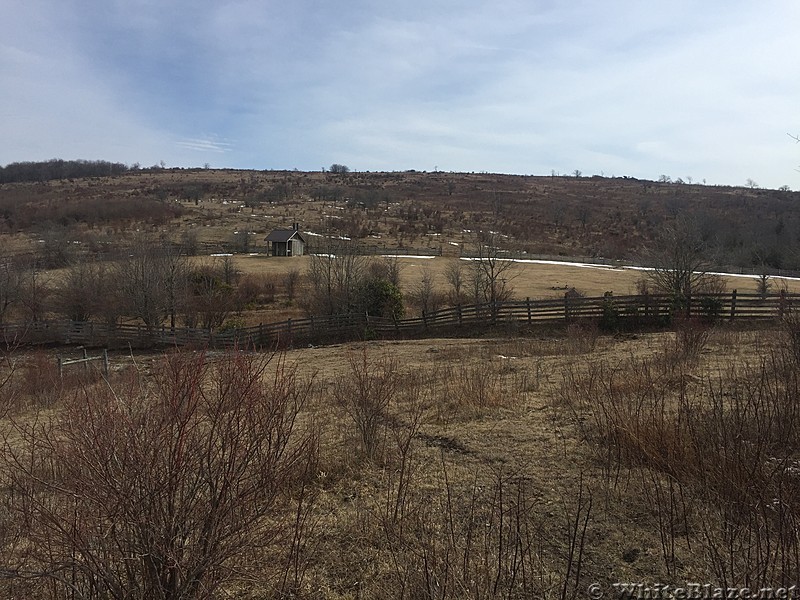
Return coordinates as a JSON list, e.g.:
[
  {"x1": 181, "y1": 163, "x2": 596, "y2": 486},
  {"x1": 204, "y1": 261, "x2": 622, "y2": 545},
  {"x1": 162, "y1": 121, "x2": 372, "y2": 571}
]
[{"x1": 1, "y1": 291, "x2": 797, "y2": 350}]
